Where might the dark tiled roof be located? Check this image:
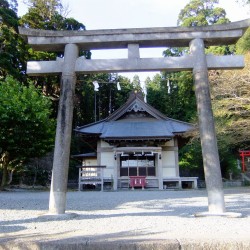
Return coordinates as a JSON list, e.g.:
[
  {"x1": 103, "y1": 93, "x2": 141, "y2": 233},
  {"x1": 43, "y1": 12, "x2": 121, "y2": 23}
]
[
  {"x1": 101, "y1": 121, "x2": 173, "y2": 138},
  {"x1": 75, "y1": 92, "x2": 194, "y2": 139}
]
